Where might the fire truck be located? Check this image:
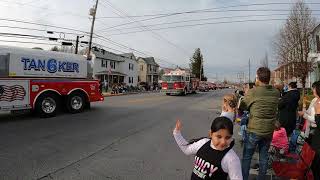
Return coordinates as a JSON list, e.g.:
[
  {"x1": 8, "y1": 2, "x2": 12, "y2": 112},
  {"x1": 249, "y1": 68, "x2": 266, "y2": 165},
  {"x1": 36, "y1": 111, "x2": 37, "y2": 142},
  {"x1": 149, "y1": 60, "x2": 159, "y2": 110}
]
[
  {"x1": 0, "y1": 46, "x2": 104, "y2": 117},
  {"x1": 161, "y1": 68, "x2": 199, "y2": 95}
]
